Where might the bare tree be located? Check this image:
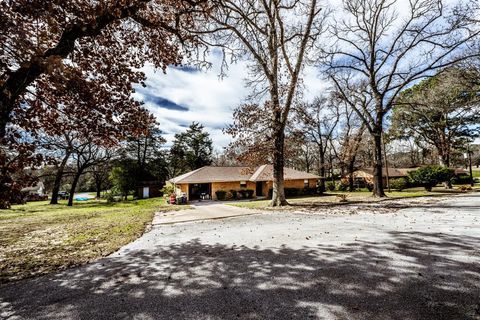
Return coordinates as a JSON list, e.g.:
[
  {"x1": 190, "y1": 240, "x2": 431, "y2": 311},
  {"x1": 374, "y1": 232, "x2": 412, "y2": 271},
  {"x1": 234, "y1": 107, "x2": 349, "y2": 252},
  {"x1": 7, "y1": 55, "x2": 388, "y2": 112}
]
[
  {"x1": 296, "y1": 96, "x2": 340, "y2": 193},
  {"x1": 205, "y1": 0, "x2": 328, "y2": 206},
  {"x1": 337, "y1": 103, "x2": 366, "y2": 191},
  {"x1": 325, "y1": 0, "x2": 480, "y2": 196}
]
